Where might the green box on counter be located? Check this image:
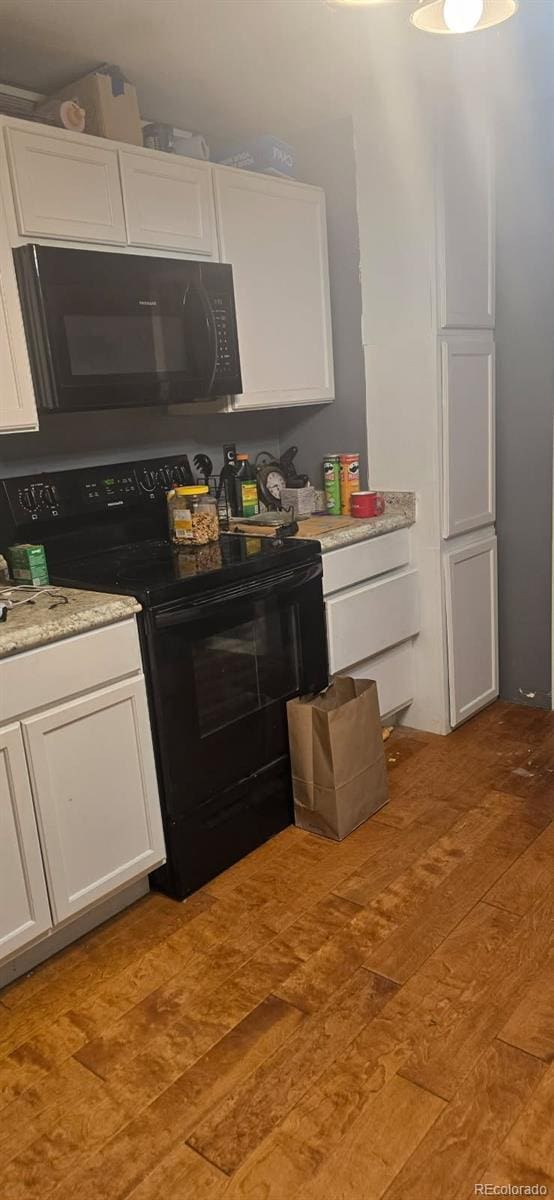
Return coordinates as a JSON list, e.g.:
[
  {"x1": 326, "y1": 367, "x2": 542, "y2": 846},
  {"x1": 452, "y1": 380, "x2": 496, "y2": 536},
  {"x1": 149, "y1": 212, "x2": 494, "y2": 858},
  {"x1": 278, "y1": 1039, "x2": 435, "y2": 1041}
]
[{"x1": 7, "y1": 544, "x2": 49, "y2": 586}]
